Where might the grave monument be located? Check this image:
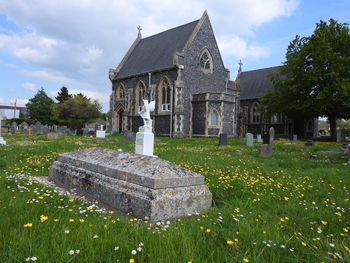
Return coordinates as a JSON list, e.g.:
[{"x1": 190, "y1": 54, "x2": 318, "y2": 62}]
[
  {"x1": 49, "y1": 147, "x2": 212, "y2": 221},
  {"x1": 246, "y1": 133, "x2": 253, "y2": 147},
  {"x1": 135, "y1": 100, "x2": 155, "y2": 156}
]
